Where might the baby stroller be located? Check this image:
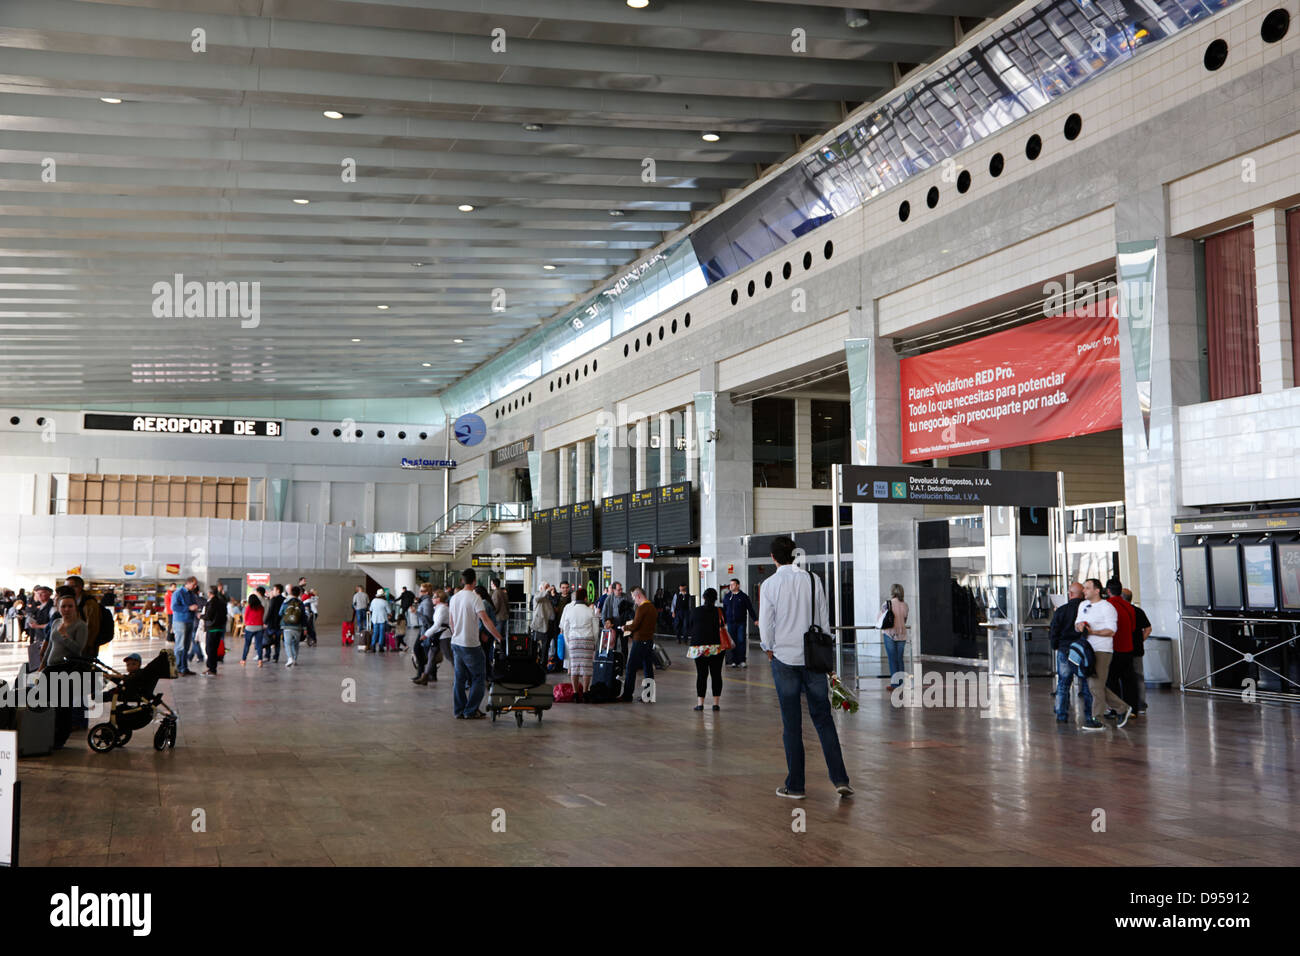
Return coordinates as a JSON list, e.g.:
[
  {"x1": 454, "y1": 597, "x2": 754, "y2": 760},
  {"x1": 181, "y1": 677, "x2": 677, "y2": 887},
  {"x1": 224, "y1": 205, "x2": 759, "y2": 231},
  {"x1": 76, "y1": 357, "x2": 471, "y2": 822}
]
[{"x1": 86, "y1": 648, "x2": 179, "y2": 752}]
